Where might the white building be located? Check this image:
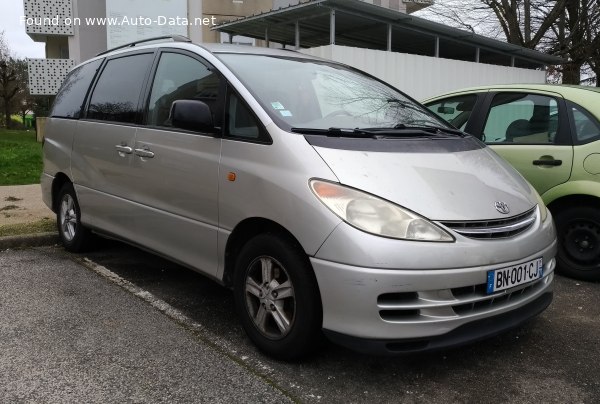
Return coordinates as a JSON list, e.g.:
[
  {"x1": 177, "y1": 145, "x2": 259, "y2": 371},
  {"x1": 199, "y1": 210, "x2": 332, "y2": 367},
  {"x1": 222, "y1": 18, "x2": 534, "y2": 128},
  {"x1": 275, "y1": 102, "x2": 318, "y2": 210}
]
[
  {"x1": 215, "y1": 0, "x2": 562, "y2": 100},
  {"x1": 23, "y1": 0, "x2": 561, "y2": 99},
  {"x1": 23, "y1": 0, "x2": 275, "y2": 95}
]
